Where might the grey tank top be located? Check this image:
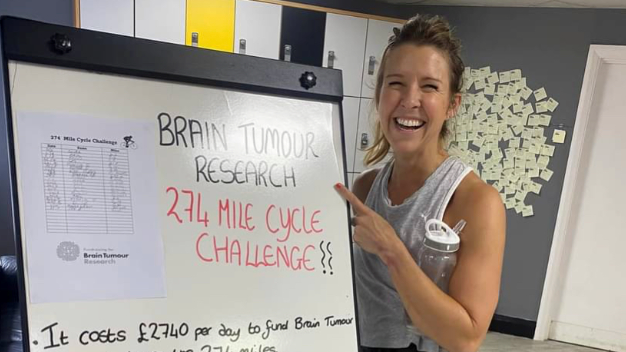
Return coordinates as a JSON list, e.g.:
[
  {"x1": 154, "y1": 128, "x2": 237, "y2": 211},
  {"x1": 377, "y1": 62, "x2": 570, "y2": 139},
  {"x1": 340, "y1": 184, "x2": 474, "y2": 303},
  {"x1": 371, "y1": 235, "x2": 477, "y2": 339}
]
[{"x1": 354, "y1": 156, "x2": 472, "y2": 350}]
